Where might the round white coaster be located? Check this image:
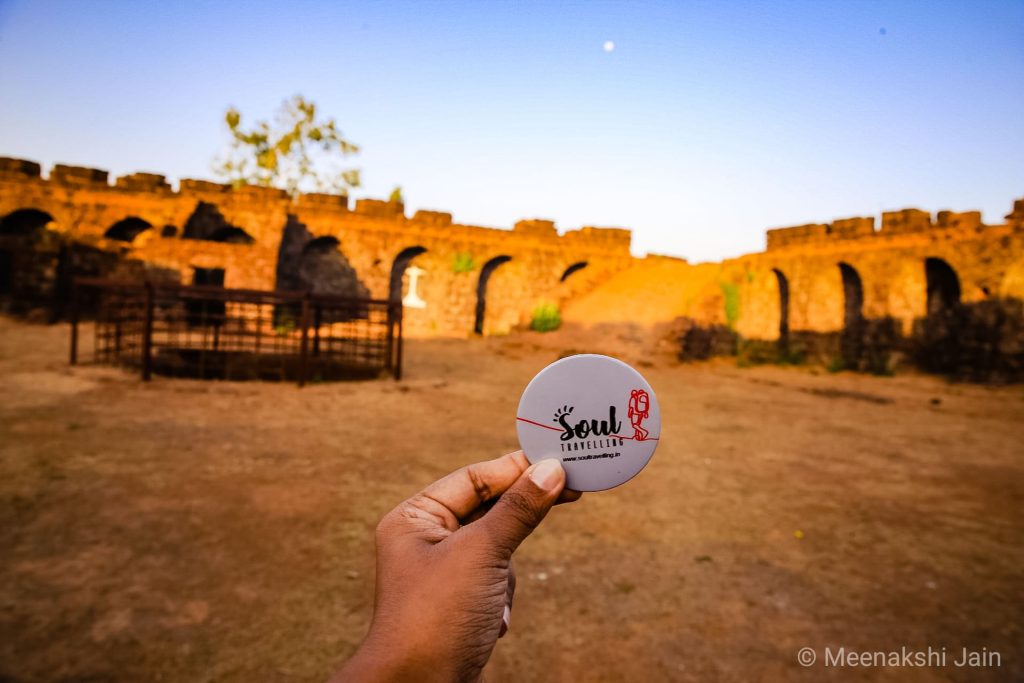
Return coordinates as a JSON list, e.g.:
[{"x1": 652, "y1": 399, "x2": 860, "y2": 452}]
[{"x1": 516, "y1": 354, "x2": 661, "y2": 491}]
